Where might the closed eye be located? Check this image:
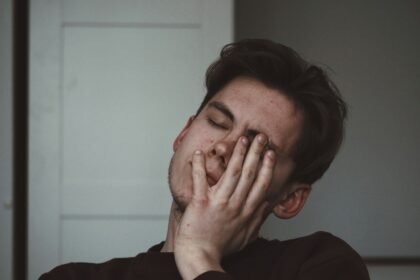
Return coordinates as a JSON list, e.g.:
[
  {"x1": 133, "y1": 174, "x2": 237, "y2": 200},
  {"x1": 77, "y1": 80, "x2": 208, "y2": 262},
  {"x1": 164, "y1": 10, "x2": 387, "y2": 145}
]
[{"x1": 206, "y1": 117, "x2": 228, "y2": 129}]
